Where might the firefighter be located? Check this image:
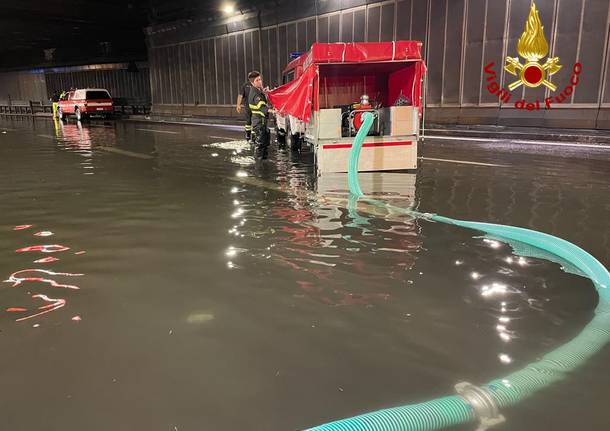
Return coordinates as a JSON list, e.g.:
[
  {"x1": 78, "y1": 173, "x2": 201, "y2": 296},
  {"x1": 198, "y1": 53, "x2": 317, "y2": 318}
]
[
  {"x1": 248, "y1": 71, "x2": 275, "y2": 160},
  {"x1": 236, "y1": 71, "x2": 258, "y2": 142}
]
